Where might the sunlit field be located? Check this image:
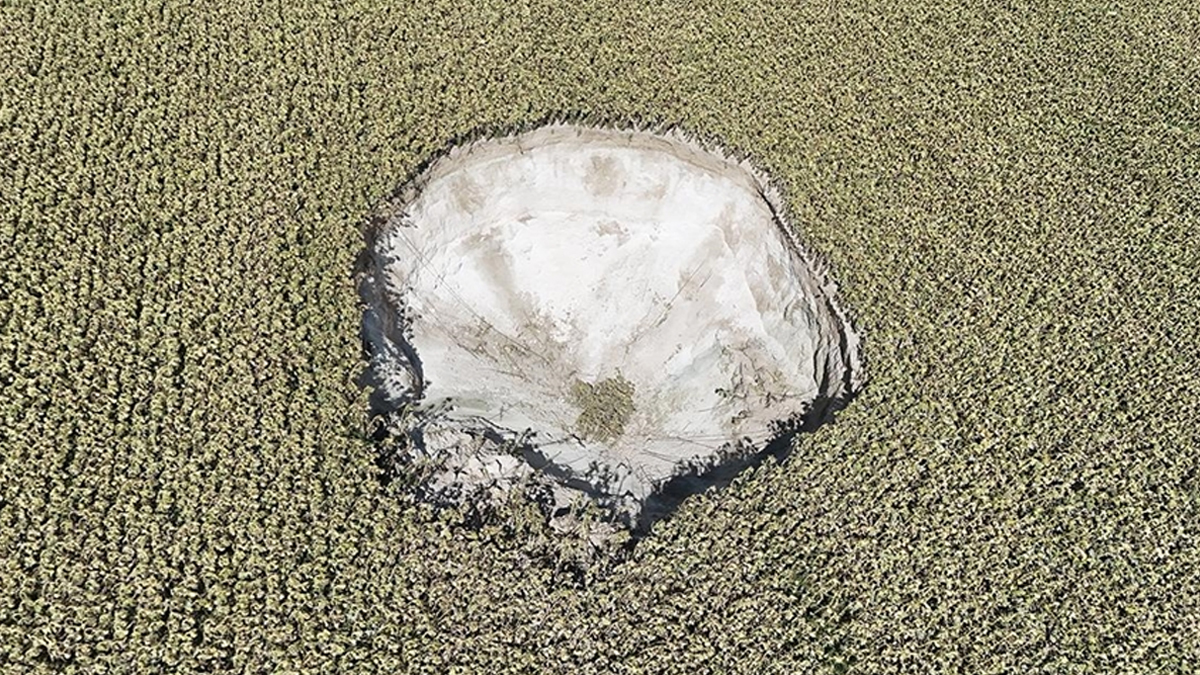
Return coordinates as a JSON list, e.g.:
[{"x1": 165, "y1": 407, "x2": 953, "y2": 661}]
[{"x1": 2, "y1": 0, "x2": 1198, "y2": 671}]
